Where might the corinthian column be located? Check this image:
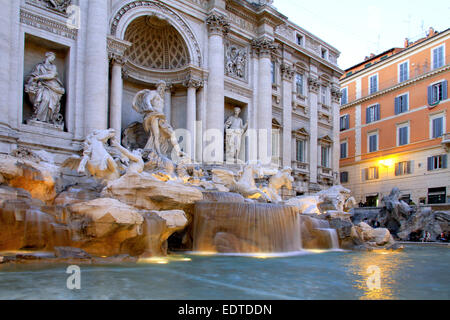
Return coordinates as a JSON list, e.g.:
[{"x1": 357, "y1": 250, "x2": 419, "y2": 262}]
[
  {"x1": 253, "y1": 38, "x2": 277, "y2": 165},
  {"x1": 109, "y1": 55, "x2": 125, "y2": 140},
  {"x1": 308, "y1": 76, "x2": 320, "y2": 184},
  {"x1": 205, "y1": 13, "x2": 229, "y2": 164},
  {"x1": 184, "y1": 78, "x2": 202, "y2": 159},
  {"x1": 84, "y1": 0, "x2": 109, "y2": 136},
  {"x1": 281, "y1": 63, "x2": 294, "y2": 168},
  {"x1": 0, "y1": 0, "x2": 12, "y2": 131}
]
